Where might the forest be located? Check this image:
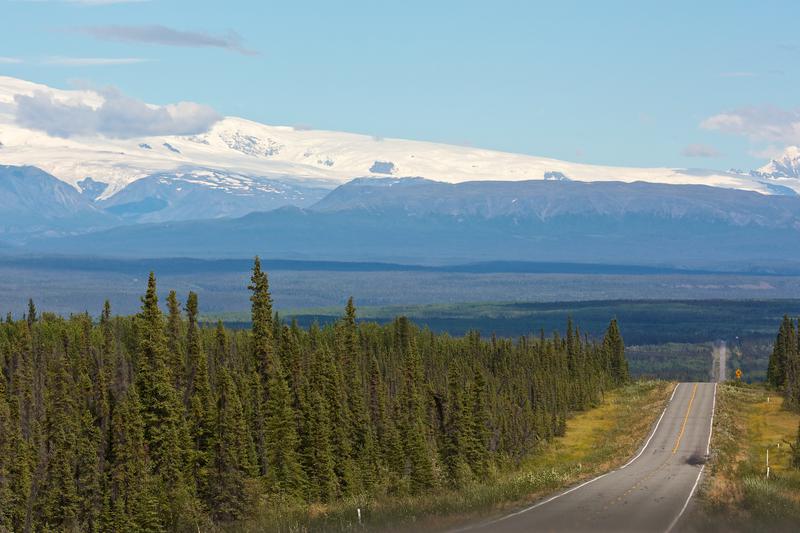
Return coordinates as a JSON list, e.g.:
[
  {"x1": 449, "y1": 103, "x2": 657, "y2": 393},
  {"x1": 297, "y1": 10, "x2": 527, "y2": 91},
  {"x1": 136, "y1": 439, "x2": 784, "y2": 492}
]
[
  {"x1": 0, "y1": 257, "x2": 629, "y2": 531},
  {"x1": 768, "y1": 315, "x2": 800, "y2": 411}
]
